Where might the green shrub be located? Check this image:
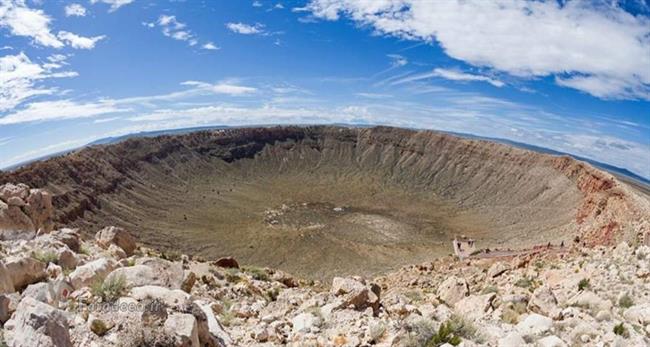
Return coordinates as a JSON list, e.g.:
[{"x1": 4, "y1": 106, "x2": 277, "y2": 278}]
[
  {"x1": 613, "y1": 323, "x2": 628, "y2": 337},
  {"x1": 403, "y1": 315, "x2": 479, "y2": 347},
  {"x1": 405, "y1": 319, "x2": 436, "y2": 347},
  {"x1": 219, "y1": 310, "x2": 235, "y2": 327},
  {"x1": 90, "y1": 319, "x2": 109, "y2": 336},
  {"x1": 424, "y1": 321, "x2": 462, "y2": 347},
  {"x1": 501, "y1": 307, "x2": 521, "y2": 324},
  {"x1": 515, "y1": 277, "x2": 534, "y2": 289},
  {"x1": 512, "y1": 302, "x2": 528, "y2": 314},
  {"x1": 32, "y1": 250, "x2": 58, "y2": 264},
  {"x1": 91, "y1": 275, "x2": 127, "y2": 302},
  {"x1": 79, "y1": 244, "x2": 91, "y2": 255},
  {"x1": 618, "y1": 294, "x2": 634, "y2": 308},
  {"x1": 265, "y1": 288, "x2": 279, "y2": 302},
  {"x1": 224, "y1": 268, "x2": 242, "y2": 283},
  {"x1": 161, "y1": 250, "x2": 182, "y2": 262},
  {"x1": 404, "y1": 289, "x2": 424, "y2": 303},
  {"x1": 481, "y1": 286, "x2": 498, "y2": 295},
  {"x1": 449, "y1": 314, "x2": 479, "y2": 341},
  {"x1": 242, "y1": 266, "x2": 269, "y2": 281},
  {"x1": 578, "y1": 279, "x2": 590, "y2": 291},
  {"x1": 218, "y1": 298, "x2": 235, "y2": 326},
  {"x1": 501, "y1": 301, "x2": 528, "y2": 324}
]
